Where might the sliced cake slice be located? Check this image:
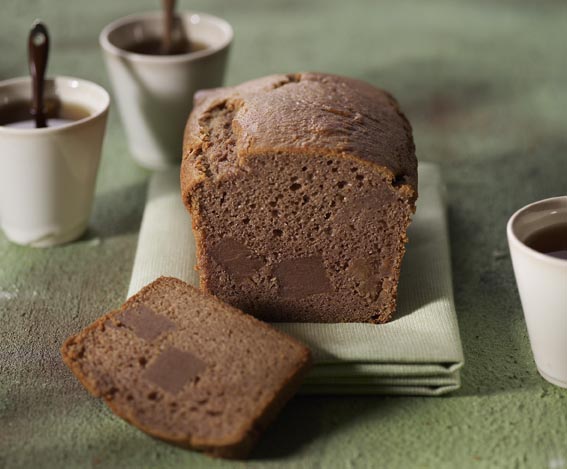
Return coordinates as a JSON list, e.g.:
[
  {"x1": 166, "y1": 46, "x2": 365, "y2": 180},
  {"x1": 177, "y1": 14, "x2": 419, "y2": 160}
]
[{"x1": 61, "y1": 276, "x2": 311, "y2": 459}]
